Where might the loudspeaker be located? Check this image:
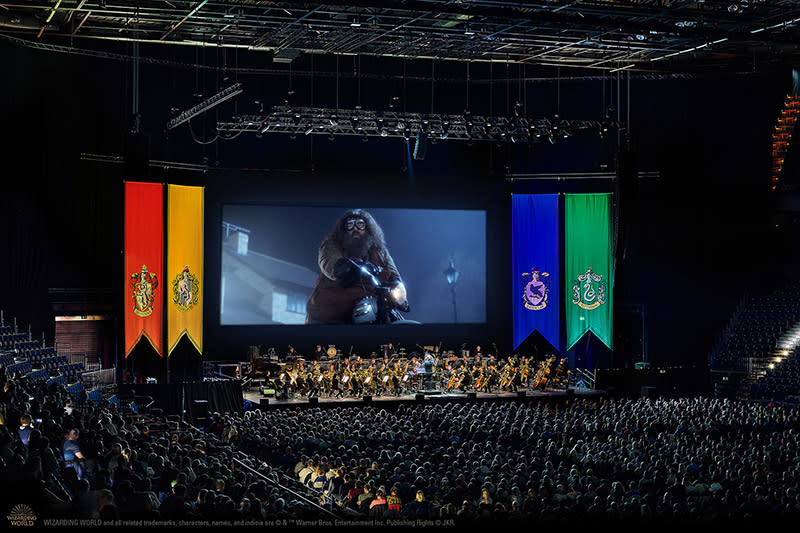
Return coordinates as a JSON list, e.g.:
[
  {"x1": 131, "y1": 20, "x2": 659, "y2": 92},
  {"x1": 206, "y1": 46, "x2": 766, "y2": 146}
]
[
  {"x1": 415, "y1": 393, "x2": 425, "y2": 401},
  {"x1": 363, "y1": 395, "x2": 372, "y2": 403},
  {"x1": 309, "y1": 397, "x2": 319, "y2": 405},
  {"x1": 192, "y1": 399, "x2": 209, "y2": 421},
  {"x1": 259, "y1": 398, "x2": 270, "y2": 407},
  {"x1": 466, "y1": 392, "x2": 477, "y2": 400},
  {"x1": 516, "y1": 391, "x2": 526, "y2": 398}
]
